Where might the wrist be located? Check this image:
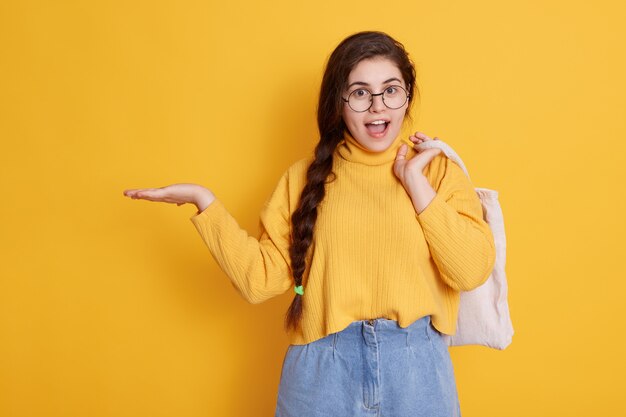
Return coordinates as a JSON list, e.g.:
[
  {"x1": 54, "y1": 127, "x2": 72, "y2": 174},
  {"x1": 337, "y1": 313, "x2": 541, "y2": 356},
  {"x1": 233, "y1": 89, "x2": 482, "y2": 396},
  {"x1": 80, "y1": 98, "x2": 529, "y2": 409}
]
[
  {"x1": 405, "y1": 173, "x2": 429, "y2": 195},
  {"x1": 194, "y1": 187, "x2": 216, "y2": 213},
  {"x1": 405, "y1": 175, "x2": 435, "y2": 214}
]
